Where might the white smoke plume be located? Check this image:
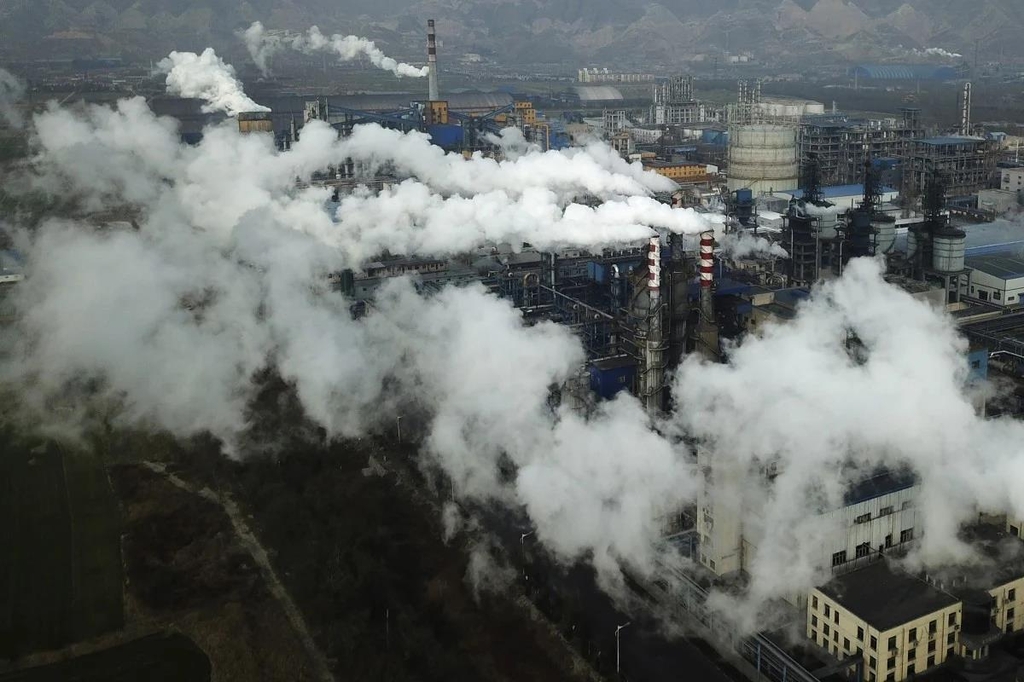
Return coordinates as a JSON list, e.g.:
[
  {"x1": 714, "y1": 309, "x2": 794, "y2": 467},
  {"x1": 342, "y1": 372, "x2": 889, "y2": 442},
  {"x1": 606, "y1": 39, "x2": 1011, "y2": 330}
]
[
  {"x1": 672, "y1": 256, "x2": 1024, "y2": 614},
  {"x1": 6, "y1": 89, "x2": 1023, "y2": 640},
  {"x1": 241, "y1": 21, "x2": 428, "y2": 79},
  {"x1": 717, "y1": 229, "x2": 789, "y2": 259},
  {"x1": 157, "y1": 49, "x2": 269, "y2": 116},
  {"x1": 0, "y1": 67, "x2": 26, "y2": 128}
]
